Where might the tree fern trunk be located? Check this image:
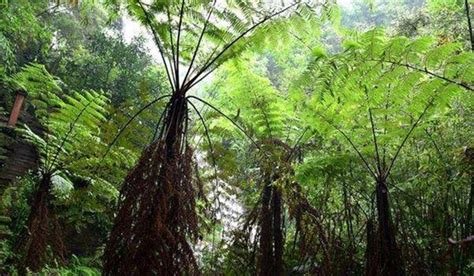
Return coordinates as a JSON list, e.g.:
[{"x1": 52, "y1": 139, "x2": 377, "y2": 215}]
[
  {"x1": 365, "y1": 217, "x2": 378, "y2": 276},
  {"x1": 19, "y1": 173, "x2": 65, "y2": 272},
  {"x1": 103, "y1": 93, "x2": 201, "y2": 275},
  {"x1": 465, "y1": 177, "x2": 473, "y2": 238},
  {"x1": 258, "y1": 182, "x2": 274, "y2": 276},
  {"x1": 272, "y1": 185, "x2": 284, "y2": 276},
  {"x1": 257, "y1": 180, "x2": 284, "y2": 276},
  {"x1": 375, "y1": 179, "x2": 405, "y2": 276}
]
